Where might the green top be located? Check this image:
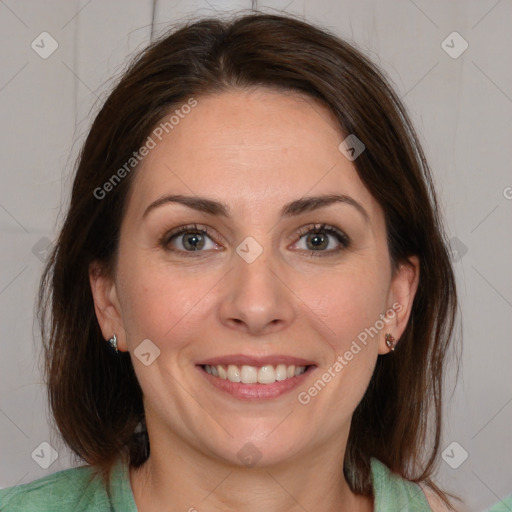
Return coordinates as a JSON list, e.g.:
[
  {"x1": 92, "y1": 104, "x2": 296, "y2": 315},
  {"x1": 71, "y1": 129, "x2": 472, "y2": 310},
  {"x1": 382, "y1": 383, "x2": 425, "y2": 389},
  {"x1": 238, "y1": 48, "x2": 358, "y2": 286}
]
[{"x1": 0, "y1": 457, "x2": 431, "y2": 511}]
